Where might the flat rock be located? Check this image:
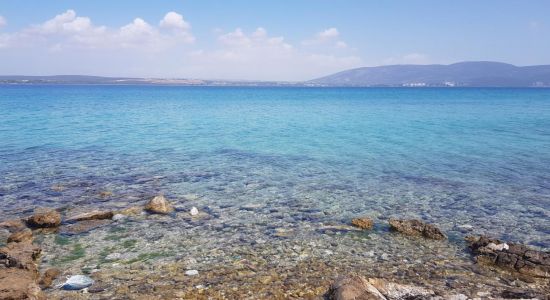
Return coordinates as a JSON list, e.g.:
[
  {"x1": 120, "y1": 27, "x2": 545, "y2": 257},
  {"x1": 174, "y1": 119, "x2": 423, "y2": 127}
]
[
  {"x1": 466, "y1": 235, "x2": 550, "y2": 278},
  {"x1": 7, "y1": 229, "x2": 34, "y2": 244},
  {"x1": 26, "y1": 208, "x2": 61, "y2": 228},
  {"x1": 145, "y1": 195, "x2": 174, "y2": 214},
  {"x1": 61, "y1": 219, "x2": 112, "y2": 235},
  {"x1": 67, "y1": 210, "x2": 114, "y2": 222},
  {"x1": 388, "y1": 219, "x2": 446, "y2": 240},
  {"x1": 367, "y1": 278, "x2": 434, "y2": 299},
  {"x1": 351, "y1": 217, "x2": 374, "y2": 230}
]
